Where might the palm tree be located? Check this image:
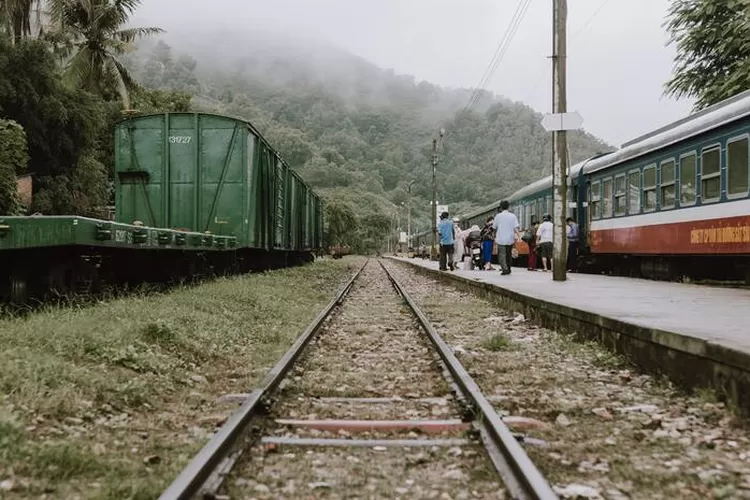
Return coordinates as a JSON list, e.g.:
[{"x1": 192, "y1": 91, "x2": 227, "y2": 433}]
[
  {"x1": 1, "y1": 0, "x2": 43, "y2": 43},
  {"x1": 48, "y1": 0, "x2": 162, "y2": 109}
]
